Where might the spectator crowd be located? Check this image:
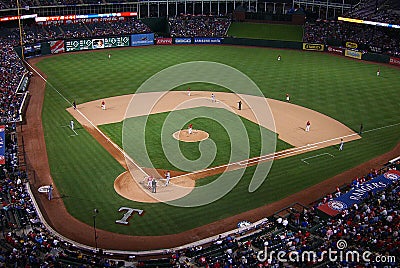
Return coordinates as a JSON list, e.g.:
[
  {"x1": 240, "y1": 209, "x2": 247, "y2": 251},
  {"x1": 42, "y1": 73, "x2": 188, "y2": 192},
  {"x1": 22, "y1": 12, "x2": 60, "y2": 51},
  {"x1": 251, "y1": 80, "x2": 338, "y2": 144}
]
[
  {"x1": 303, "y1": 20, "x2": 400, "y2": 57},
  {"x1": 0, "y1": 2, "x2": 399, "y2": 265},
  {"x1": 169, "y1": 15, "x2": 230, "y2": 37}
]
